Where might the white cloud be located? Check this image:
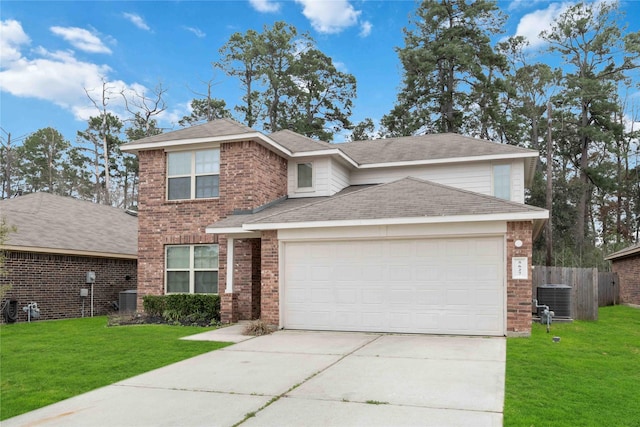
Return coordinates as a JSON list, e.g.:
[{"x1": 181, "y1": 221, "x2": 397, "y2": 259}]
[
  {"x1": 295, "y1": 0, "x2": 361, "y2": 34},
  {"x1": 514, "y1": 2, "x2": 572, "y2": 48},
  {"x1": 50, "y1": 26, "x2": 112, "y2": 54},
  {"x1": 359, "y1": 21, "x2": 372, "y2": 38},
  {"x1": 123, "y1": 12, "x2": 151, "y2": 31},
  {"x1": 249, "y1": 0, "x2": 281, "y2": 13},
  {"x1": 0, "y1": 19, "x2": 30, "y2": 64},
  {"x1": 184, "y1": 26, "x2": 206, "y2": 38},
  {"x1": 0, "y1": 21, "x2": 148, "y2": 123}
]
